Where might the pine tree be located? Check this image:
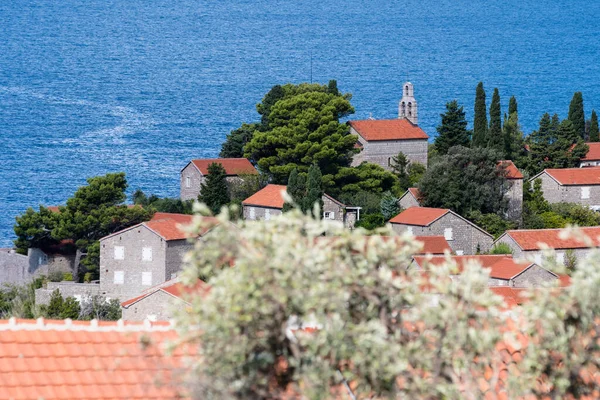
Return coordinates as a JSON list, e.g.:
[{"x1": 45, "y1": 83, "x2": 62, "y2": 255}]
[
  {"x1": 390, "y1": 152, "x2": 411, "y2": 191},
  {"x1": 304, "y1": 164, "x2": 323, "y2": 217},
  {"x1": 283, "y1": 168, "x2": 305, "y2": 212},
  {"x1": 488, "y1": 88, "x2": 503, "y2": 152},
  {"x1": 434, "y1": 100, "x2": 470, "y2": 155},
  {"x1": 568, "y1": 92, "x2": 585, "y2": 139},
  {"x1": 198, "y1": 163, "x2": 231, "y2": 215},
  {"x1": 508, "y1": 96, "x2": 518, "y2": 117},
  {"x1": 589, "y1": 110, "x2": 599, "y2": 142},
  {"x1": 472, "y1": 82, "x2": 488, "y2": 147},
  {"x1": 380, "y1": 192, "x2": 400, "y2": 221}
]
